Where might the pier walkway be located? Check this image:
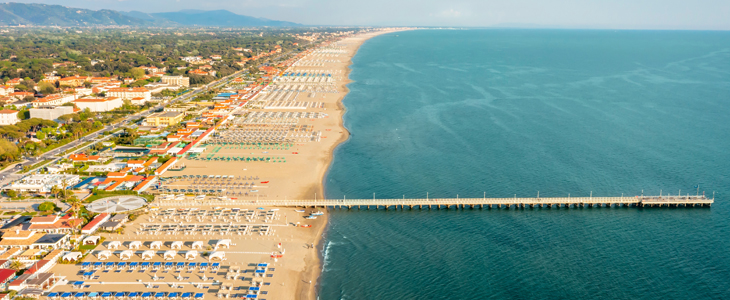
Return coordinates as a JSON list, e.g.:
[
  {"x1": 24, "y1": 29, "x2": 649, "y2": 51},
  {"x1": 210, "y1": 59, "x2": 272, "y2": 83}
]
[{"x1": 156, "y1": 195, "x2": 713, "y2": 209}]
